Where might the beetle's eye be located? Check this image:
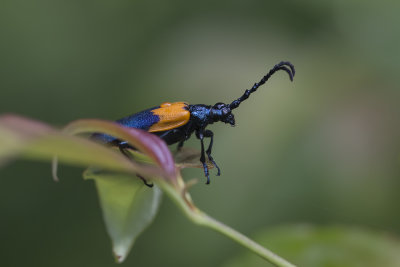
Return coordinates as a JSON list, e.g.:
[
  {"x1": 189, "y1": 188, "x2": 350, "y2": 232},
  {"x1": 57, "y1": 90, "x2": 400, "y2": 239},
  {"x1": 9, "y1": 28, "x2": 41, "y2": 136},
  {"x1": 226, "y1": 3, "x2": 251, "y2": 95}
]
[{"x1": 221, "y1": 107, "x2": 229, "y2": 116}]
